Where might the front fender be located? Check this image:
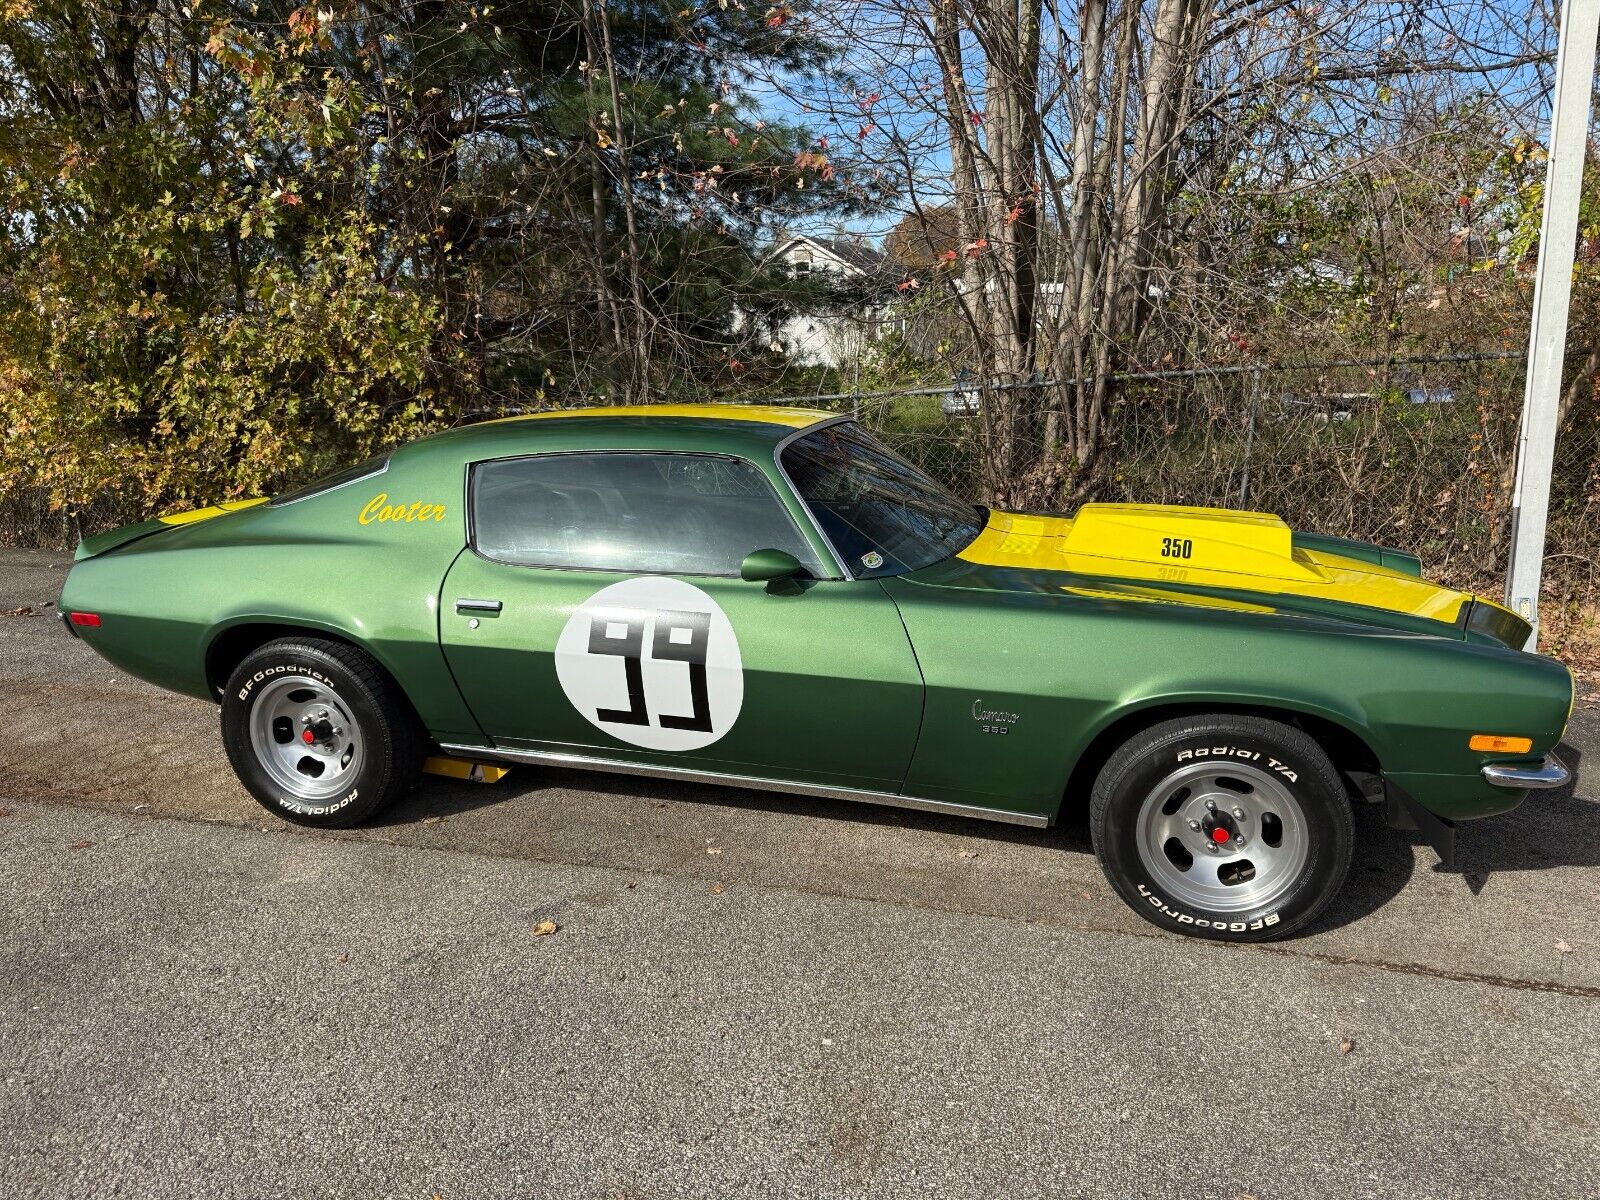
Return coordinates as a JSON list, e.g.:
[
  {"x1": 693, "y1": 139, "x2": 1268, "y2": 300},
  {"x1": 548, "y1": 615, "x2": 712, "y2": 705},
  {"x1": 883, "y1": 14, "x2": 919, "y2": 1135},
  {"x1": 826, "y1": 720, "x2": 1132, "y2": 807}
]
[{"x1": 883, "y1": 574, "x2": 1570, "y2": 822}]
